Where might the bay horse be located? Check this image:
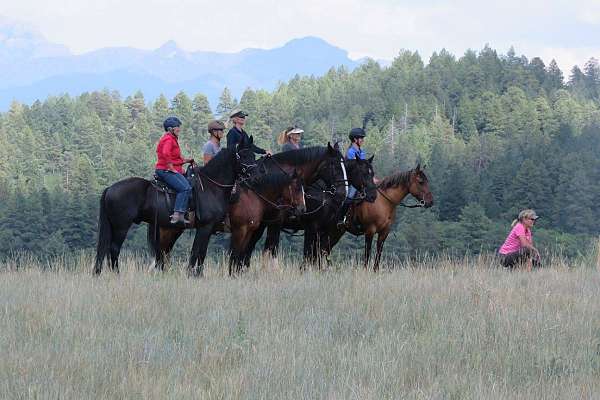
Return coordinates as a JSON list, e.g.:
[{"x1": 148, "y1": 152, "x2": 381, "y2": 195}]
[
  {"x1": 94, "y1": 135, "x2": 257, "y2": 274},
  {"x1": 263, "y1": 155, "x2": 378, "y2": 267},
  {"x1": 185, "y1": 143, "x2": 348, "y2": 275},
  {"x1": 227, "y1": 161, "x2": 306, "y2": 275},
  {"x1": 321, "y1": 164, "x2": 433, "y2": 270}
]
